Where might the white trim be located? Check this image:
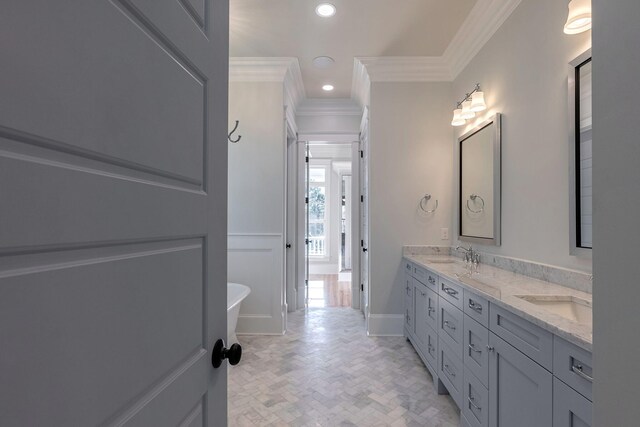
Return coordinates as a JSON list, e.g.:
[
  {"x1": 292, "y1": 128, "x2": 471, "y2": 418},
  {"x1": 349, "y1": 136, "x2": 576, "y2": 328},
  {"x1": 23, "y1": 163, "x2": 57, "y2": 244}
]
[
  {"x1": 350, "y1": 0, "x2": 523, "y2": 104},
  {"x1": 354, "y1": 56, "x2": 450, "y2": 82},
  {"x1": 299, "y1": 132, "x2": 360, "y2": 143},
  {"x1": 297, "y1": 99, "x2": 363, "y2": 117},
  {"x1": 366, "y1": 314, "x2": 404, "y2": 336},
  {"x1": 443, "y1": 0, "x2": 524, "y2": 79}
]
